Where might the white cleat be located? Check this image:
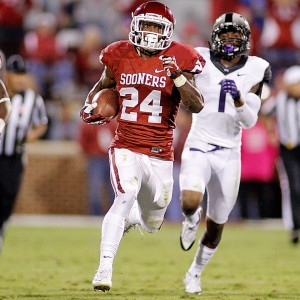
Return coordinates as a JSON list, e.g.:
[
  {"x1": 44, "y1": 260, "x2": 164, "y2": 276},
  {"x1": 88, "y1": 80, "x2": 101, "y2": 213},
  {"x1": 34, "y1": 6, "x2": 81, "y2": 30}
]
[
  {"x1": 180, "y1": 207, "x2": 202, "y2": 251},
  {"x1": 183, "y1": 271, "x2": 202, "y2": 294},
  {"x1": 92, "y1": 268, "x2": 112, "y2": 292}
]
